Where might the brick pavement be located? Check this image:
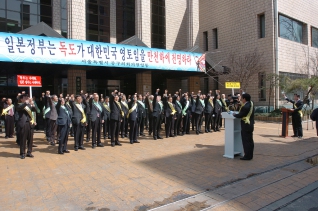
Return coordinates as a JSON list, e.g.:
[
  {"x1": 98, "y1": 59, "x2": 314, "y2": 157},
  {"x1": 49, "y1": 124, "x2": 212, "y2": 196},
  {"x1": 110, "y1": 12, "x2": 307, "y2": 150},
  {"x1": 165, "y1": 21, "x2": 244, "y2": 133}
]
[{"x1": 0, "y1": 121, "x2": 317, "y2": 211}]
